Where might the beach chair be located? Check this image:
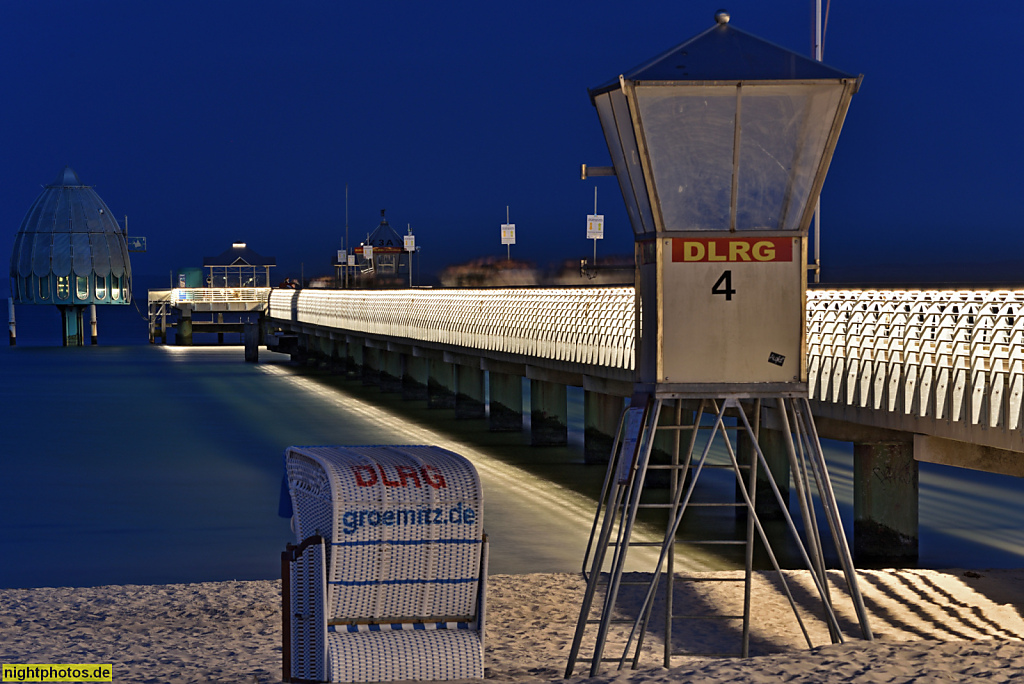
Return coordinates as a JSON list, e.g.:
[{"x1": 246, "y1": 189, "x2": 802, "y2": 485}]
[{"x1": 281, "y1": 445, "x2": 487, "y2": 683}]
